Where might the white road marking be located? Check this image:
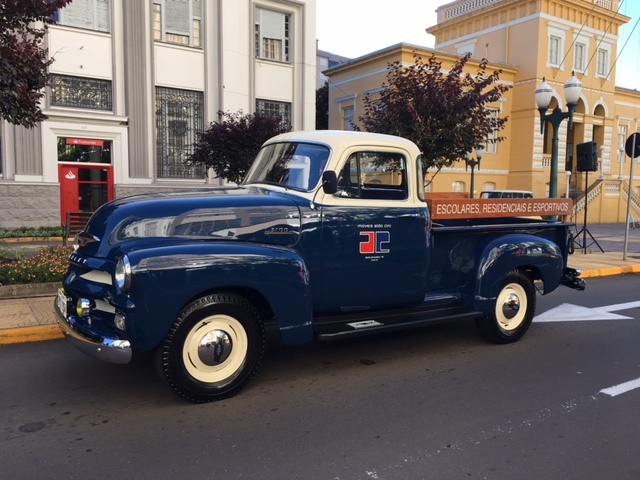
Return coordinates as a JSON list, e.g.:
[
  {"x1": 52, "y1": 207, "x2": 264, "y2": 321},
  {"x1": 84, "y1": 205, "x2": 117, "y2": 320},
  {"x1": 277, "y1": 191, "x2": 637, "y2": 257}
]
[
  {"x1": 534, "y1": 300, "x2": 640, "y2": 322},
  {"x1": 600, "y1": 377, "x2": 640, "y2": 397}
]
